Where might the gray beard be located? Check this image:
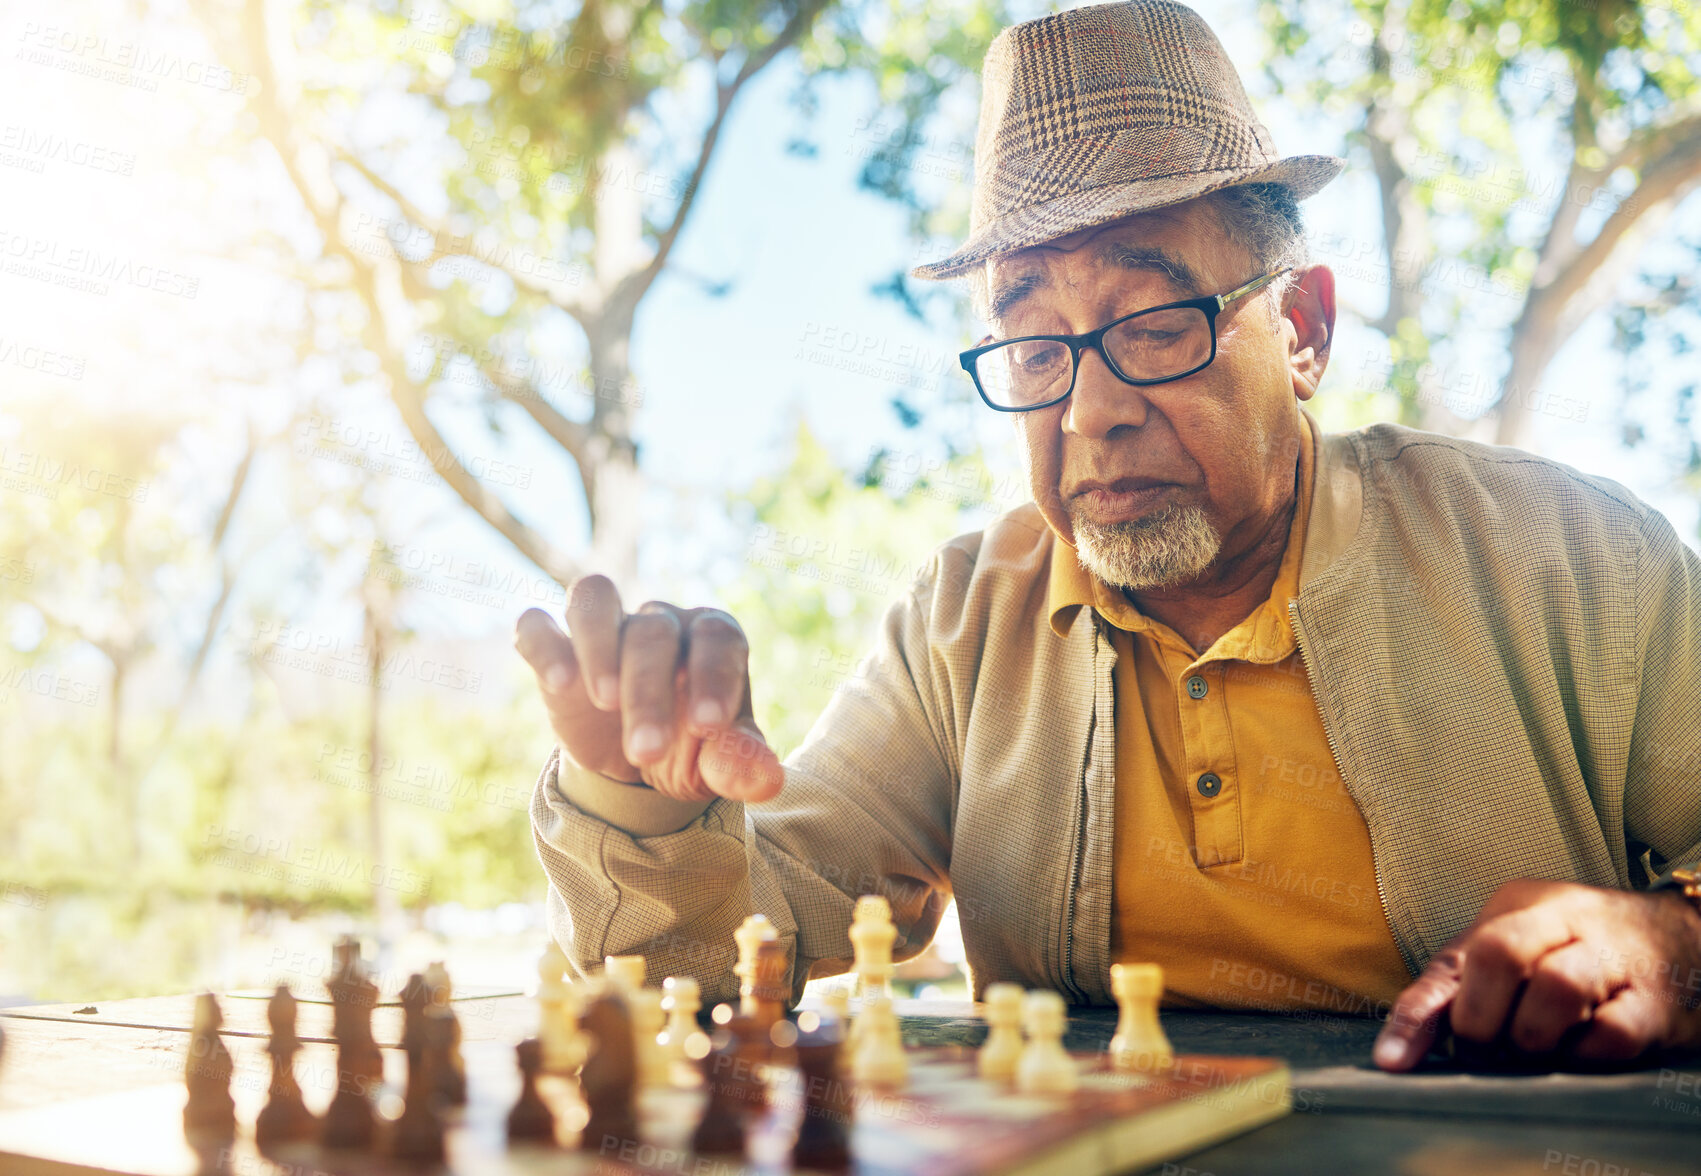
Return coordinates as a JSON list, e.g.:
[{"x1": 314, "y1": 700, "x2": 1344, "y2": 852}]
[{"x1": 1071, "y1": 502, "x2": 1222, "y2": 591}]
